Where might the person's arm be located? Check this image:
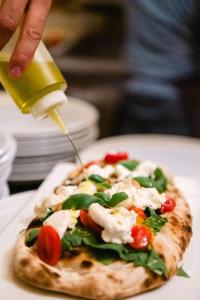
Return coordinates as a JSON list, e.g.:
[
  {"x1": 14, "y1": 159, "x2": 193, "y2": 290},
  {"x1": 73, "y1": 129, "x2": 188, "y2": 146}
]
[{"x1": 0, "y1": 0, "x2": 52, "y2": 78}]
